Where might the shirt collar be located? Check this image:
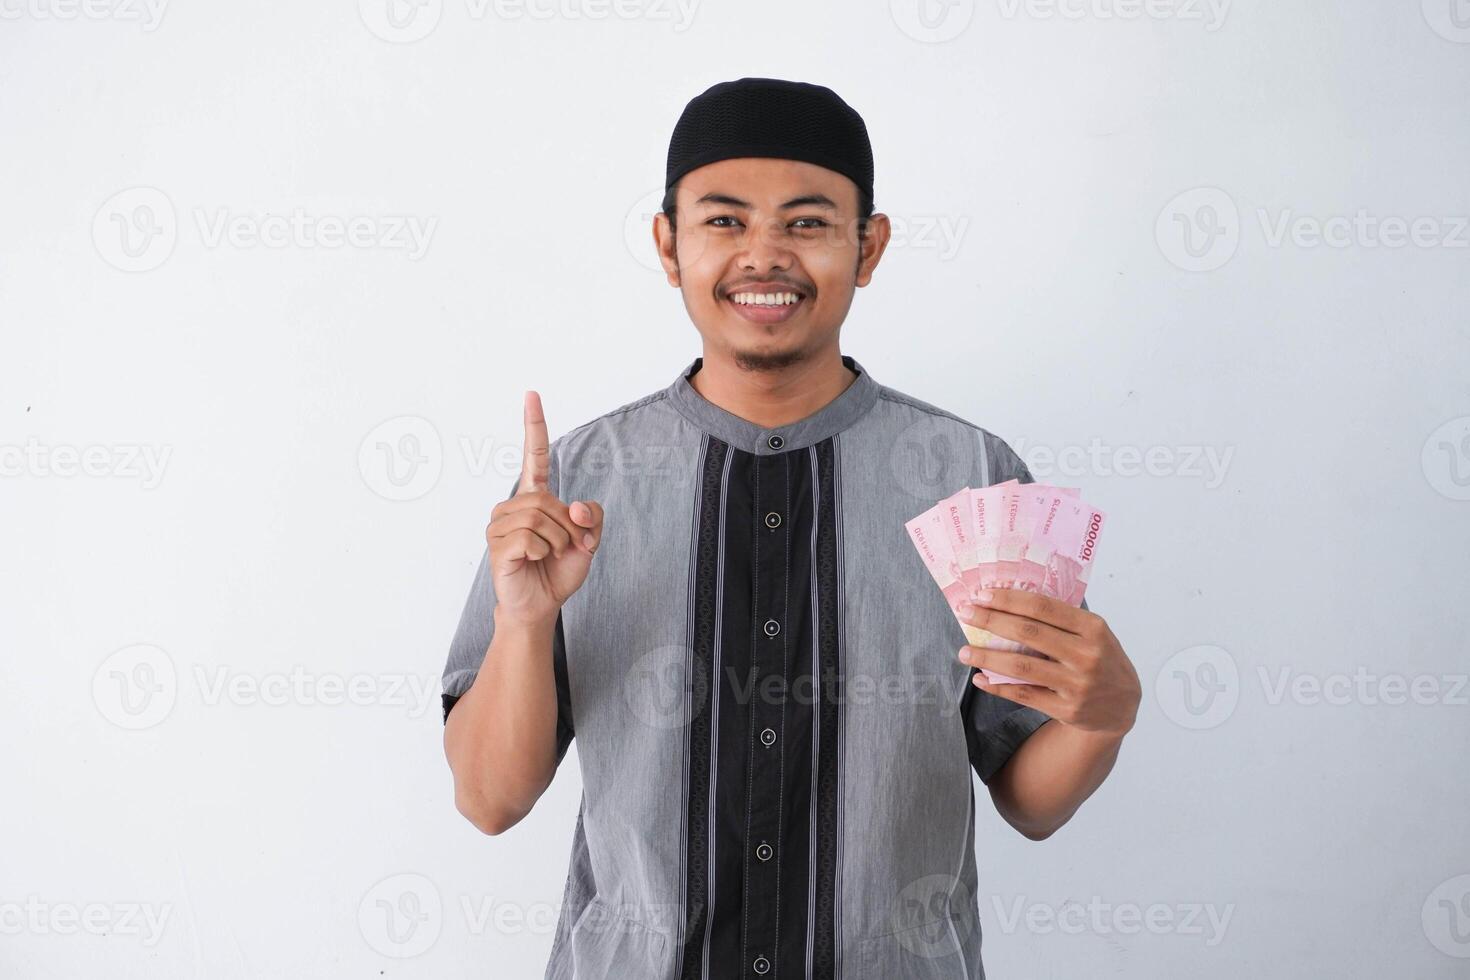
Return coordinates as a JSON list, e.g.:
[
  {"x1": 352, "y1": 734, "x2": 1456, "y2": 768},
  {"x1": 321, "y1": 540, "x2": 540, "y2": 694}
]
[{"x1": 666, "y1": 353, "x2": 881, "y2": 456}]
